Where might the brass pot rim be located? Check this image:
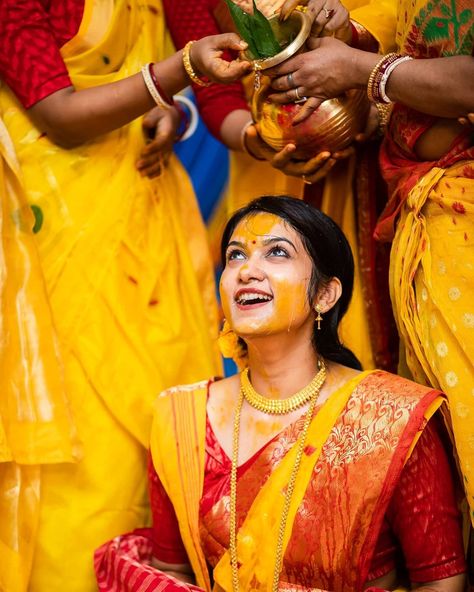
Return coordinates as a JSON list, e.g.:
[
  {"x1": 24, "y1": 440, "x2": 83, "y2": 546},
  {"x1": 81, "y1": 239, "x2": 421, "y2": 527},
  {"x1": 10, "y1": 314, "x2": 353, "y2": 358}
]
[{"x1": 250, "y1": 9, "x2": 311, "y2": 71}]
